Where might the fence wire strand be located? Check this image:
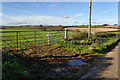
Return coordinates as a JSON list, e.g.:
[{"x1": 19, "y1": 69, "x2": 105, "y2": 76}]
[{"x1": 2, "y1": 30, "x2": 66, "y2": 51}]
